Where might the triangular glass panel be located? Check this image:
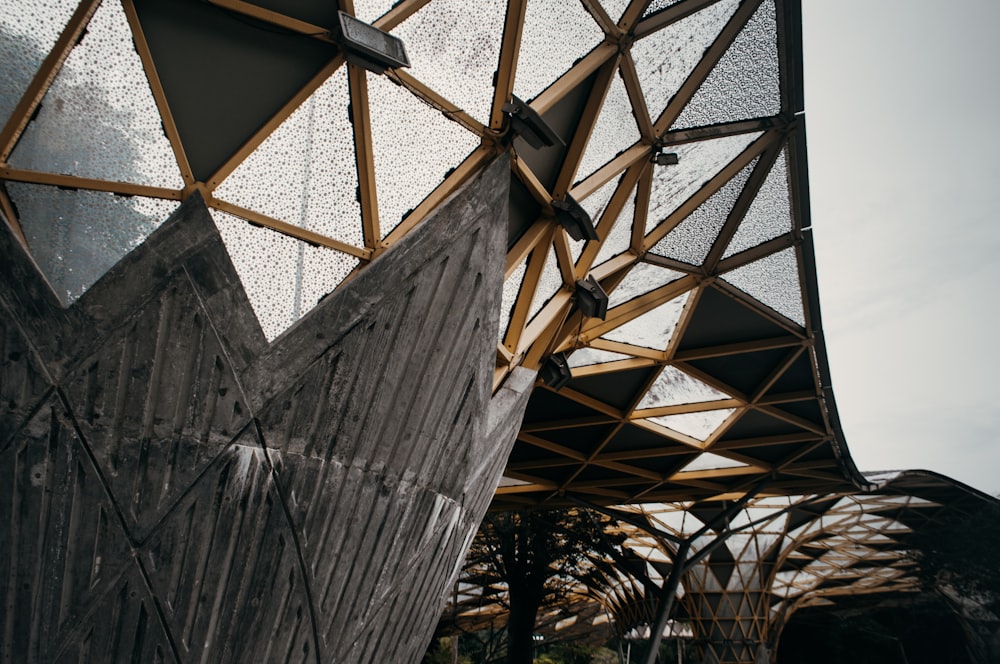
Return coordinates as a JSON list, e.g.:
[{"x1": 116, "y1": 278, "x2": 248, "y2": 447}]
[
  {"x1": 647, "y1": 408, "x2": 735, "y2": 441},
  {"x1": 574, "y1": 173, "x2": 622, "y2": 263},
  {"x1": 368, "y1": 72, "x2": 479, "y2": 239},
  {"x1": 528, "y1": 243, "x2": 564, "y2": 322},
  {"x1": 678, "y1": 452, "x2": 749, "y2": 473},
  {"x1": 567, "y1": 347, "x2": 633, "y2": 368},
  {"x1": 576, "y1": 70, "x2": 640, "y2": 183},
  {"x1": 7, "y1": 182, "x2": 177, "y2": 304},
  {"x1": 645, "y1": 131, "x2": 762, "y2": 235},
  {"x1": 351, "y1": 1, "x2": 398, "y2": 23},
  {"x1": 672, "y1": 0, "x2": 780, "y2": 130},
  {"x1": 722, "y1": 247, "x2": 805, "y2": 325},
  {"x1": 637, "y1": 365, "x2": 730, "y2": 410},
  {"x1": 392, "y1": 0, "x2": 506, "y2": 124},
  {"x1": 211, "y1": 209, "x2": 360, "y2": 341},
  {"x1": 0, "y1": 0, "x2": 80, "y2": 130},
  {"x1": 9, "y1": 0, "x2": 183, "y2": 189},
  {"x1": 500, "y1": 256, "x2": 528, "y2": 342},
  {"x1": 631, "y1": 0, "x2": 739, "y2": 120},
  {"x1": 607, "y1": 262, "x2": 683, "y2": 308},
  {"x1": 514, "y1": 0, "x2": 604, "y2": 101},
  {"x1": 603, "y1": 291, "x2": 690, "y2": 350},
  {"x1": 214, "y1": 67, "x2": 363, "y2": 250},
  {"x1": 594, "y1": 181, "x2": 637, "y2": 266},
  {"x1": 723, "y1": 148, "x2": 792, "y2": 258},
  {"x1": 650, "y1": 157, "x2": 758, "y2": 265}
]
